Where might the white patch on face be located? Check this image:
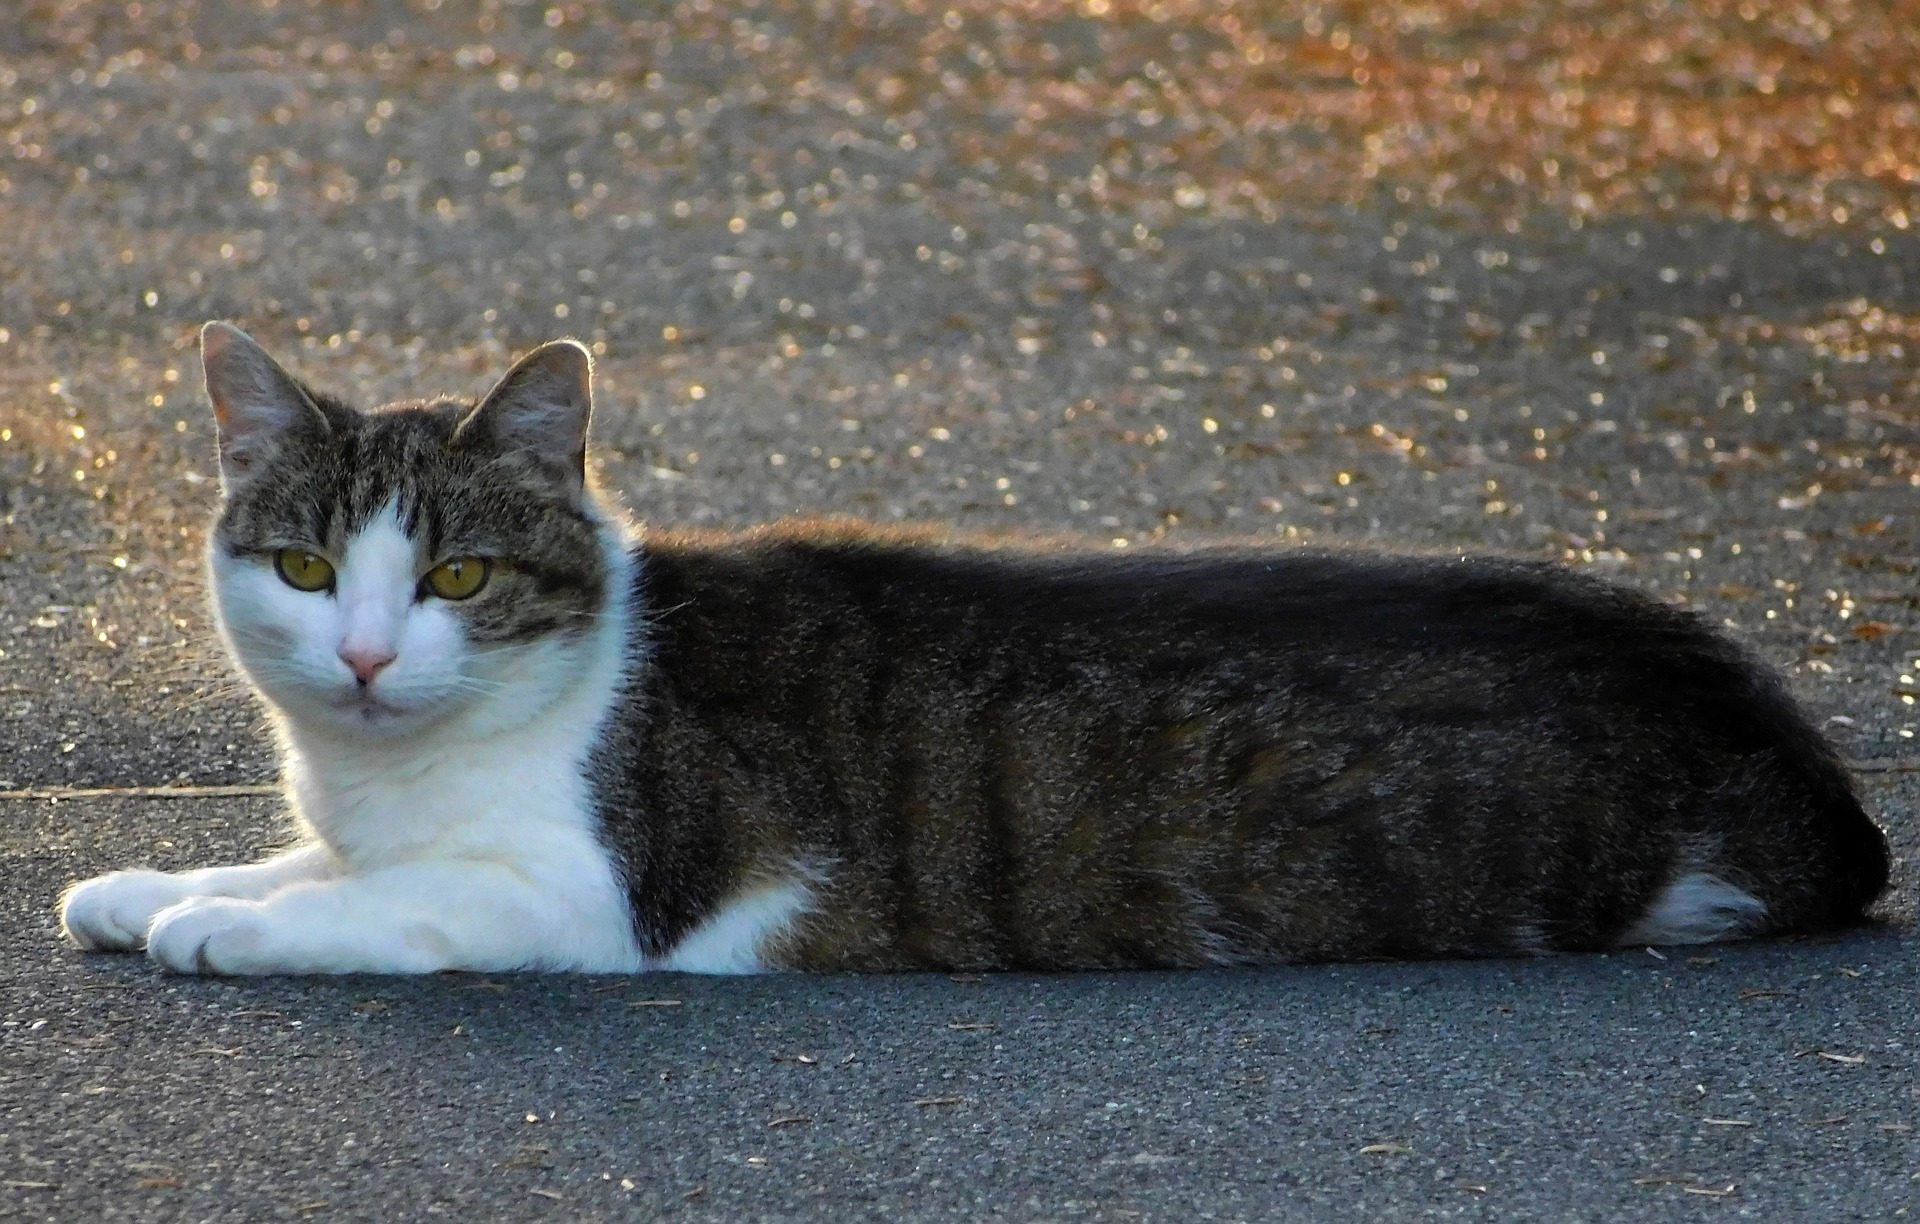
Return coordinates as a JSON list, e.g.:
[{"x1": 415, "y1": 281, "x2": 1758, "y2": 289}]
[{"x1": 215, "y1": 502, "x2": 479, "y2": 738}]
